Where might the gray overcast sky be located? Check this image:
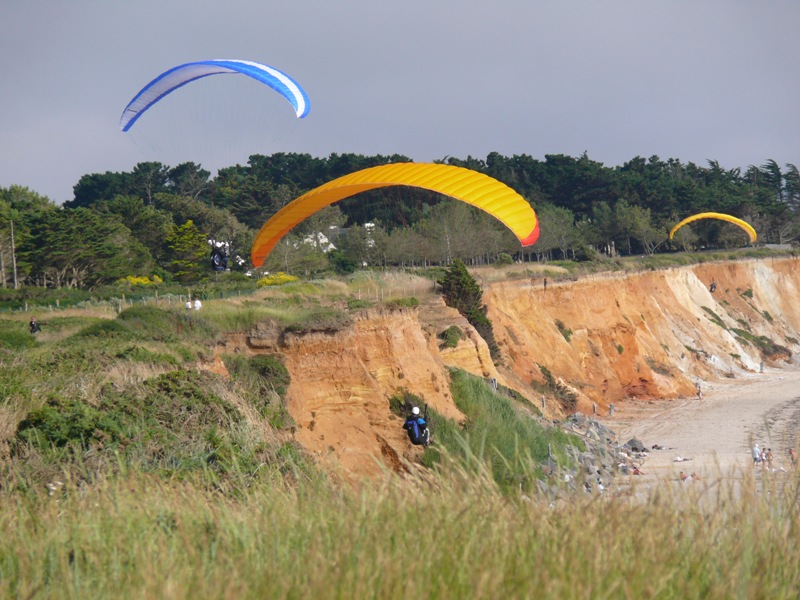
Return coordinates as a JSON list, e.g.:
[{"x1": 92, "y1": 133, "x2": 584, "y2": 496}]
[{"x1": 2, "y1": 0, "x2": 799, "y2": 204}]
